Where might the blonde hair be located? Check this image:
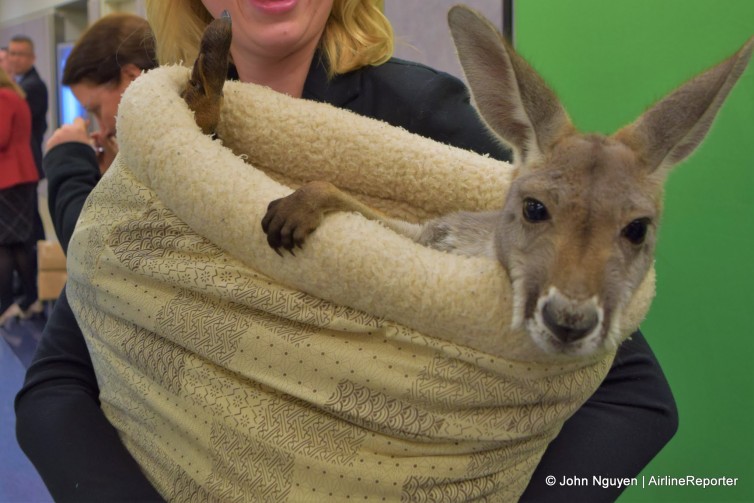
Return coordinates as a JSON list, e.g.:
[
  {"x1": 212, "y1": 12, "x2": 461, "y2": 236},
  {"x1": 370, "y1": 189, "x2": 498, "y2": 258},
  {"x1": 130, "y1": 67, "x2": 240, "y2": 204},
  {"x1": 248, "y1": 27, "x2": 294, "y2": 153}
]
[
  {"x1": 0, "y1": 66, "x2": 24, "y2": 98},
  {"x1": 145, "y1": 0, "x2": 393, "y2": 76}
]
